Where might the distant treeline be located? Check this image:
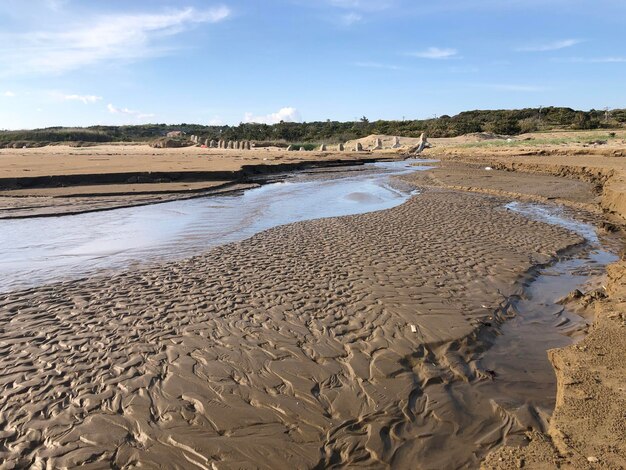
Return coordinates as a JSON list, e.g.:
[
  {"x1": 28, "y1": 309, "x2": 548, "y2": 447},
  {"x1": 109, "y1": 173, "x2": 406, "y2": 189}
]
[{"x1": 1, "y1": 107, "x2": 625, "y2": 147}]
